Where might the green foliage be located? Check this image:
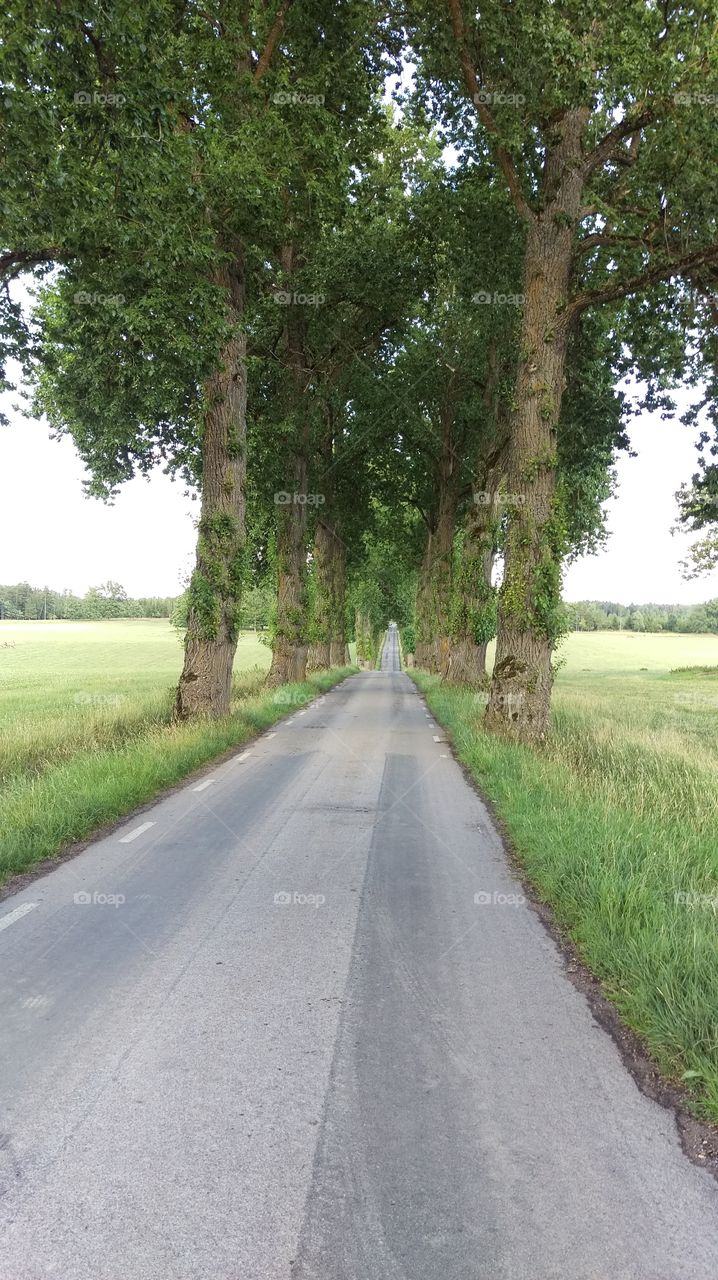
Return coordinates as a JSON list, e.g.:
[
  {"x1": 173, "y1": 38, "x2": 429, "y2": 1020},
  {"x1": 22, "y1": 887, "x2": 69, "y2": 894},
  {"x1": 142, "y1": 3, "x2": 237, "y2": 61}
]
[
  {"x1": 401, "y1": 623, "x2": 416, "y2": 655},
  {"x1": 500, "y1": 500, "x2": 569, "y2": 646},
  {"x1": 566, "y1": 599, "x2": 718, "y2": 635},
  {"x1": 0, "y1": 581, "x2": 176, "y2": 621}
]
